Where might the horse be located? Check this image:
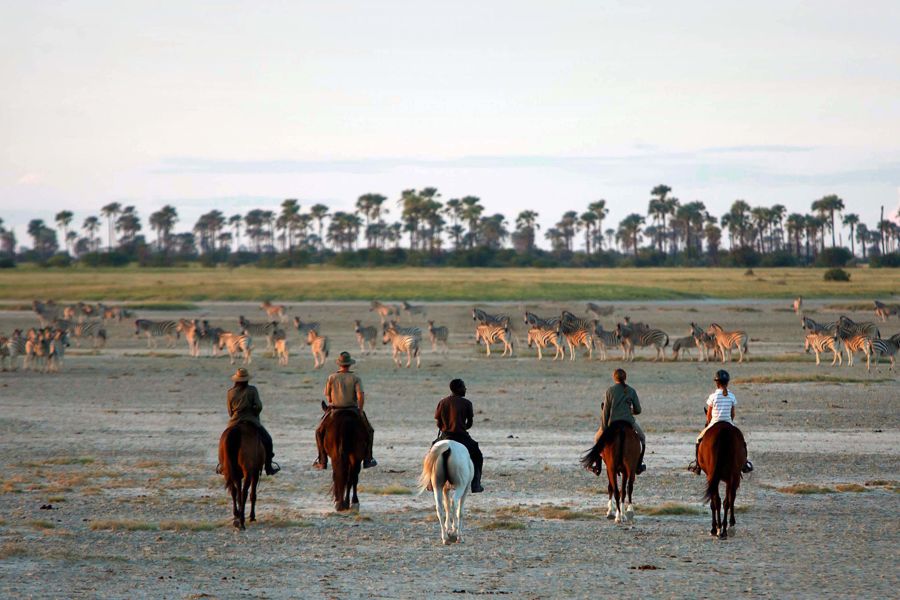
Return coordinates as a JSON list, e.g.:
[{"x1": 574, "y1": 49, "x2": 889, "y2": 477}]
[
  {"x1": 323, "y1": 407, "x2": 367, "y2": 511},
  {"x1": 581, "y1": 421, "x2": 641, "y2": 524},
  {"x1": 697, "y1": 421, "x2": 746, "y2": 539},
  {"x1": 418, "y1": 440, "x2": 474, "y2": 545},
  {"x1": 218, "y1": 422, "x2": 265, "y2": 530}
]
